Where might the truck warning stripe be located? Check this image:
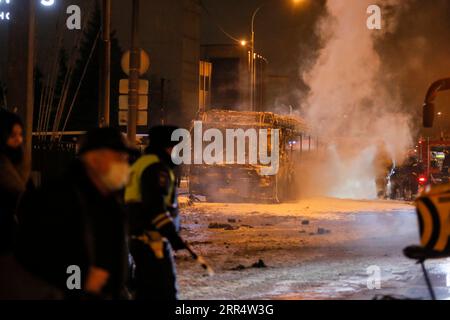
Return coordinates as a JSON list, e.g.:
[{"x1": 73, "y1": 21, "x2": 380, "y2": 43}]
[{"x1": 419, "y1": 197, "x2": 441, "y2": 251}]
